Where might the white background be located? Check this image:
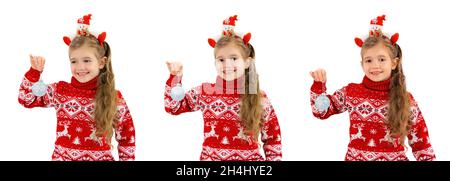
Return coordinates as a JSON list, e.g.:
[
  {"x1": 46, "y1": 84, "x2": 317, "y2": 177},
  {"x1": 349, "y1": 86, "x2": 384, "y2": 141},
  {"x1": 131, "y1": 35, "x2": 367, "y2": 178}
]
[{"x1": 0, "y1": 0, "x2": 448, "y2": 161}]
